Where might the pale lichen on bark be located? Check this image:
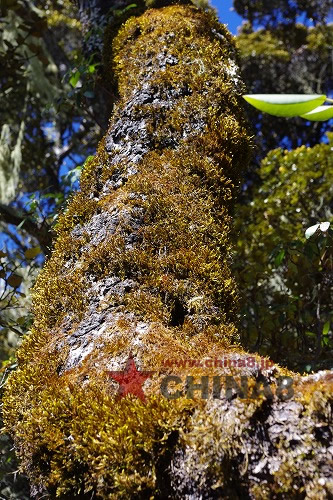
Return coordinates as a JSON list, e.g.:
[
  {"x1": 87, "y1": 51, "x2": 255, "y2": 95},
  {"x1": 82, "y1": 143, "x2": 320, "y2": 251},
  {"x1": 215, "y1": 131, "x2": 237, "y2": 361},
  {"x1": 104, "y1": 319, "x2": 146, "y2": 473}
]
[{"x1": 3, "y1": 4, "x2": 333, "y2": 499}]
